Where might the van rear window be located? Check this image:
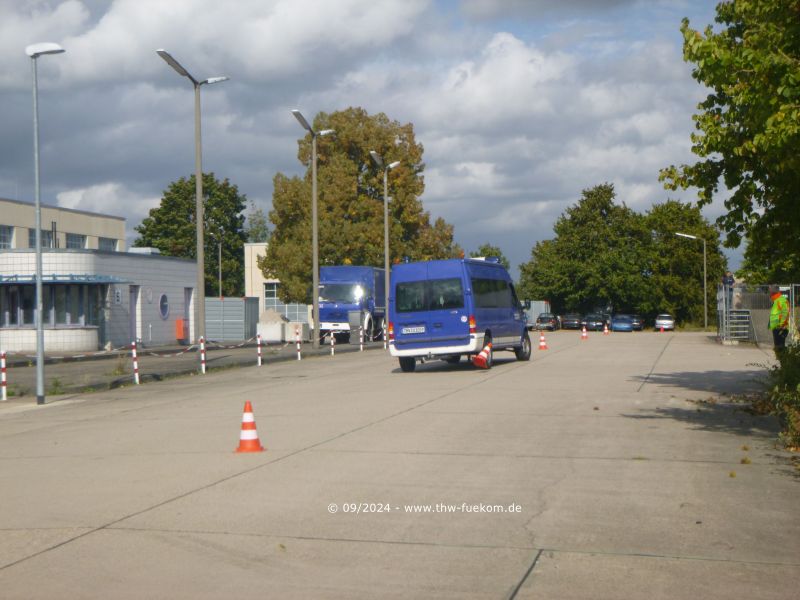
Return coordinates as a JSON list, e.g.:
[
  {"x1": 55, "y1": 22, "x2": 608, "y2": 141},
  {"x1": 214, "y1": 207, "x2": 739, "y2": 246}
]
[{"x1": 396, "y1": 278, "x2": 464, "y2": 313}]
